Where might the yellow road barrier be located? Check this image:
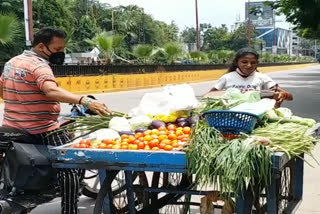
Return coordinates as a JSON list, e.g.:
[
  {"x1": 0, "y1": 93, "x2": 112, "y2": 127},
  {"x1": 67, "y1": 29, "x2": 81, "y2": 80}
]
[
  {"x1": 0, "y1": 63, "x2": 315, "y2": 103},
  {"x1": 53, "y1": 63, "x2": 320, "y2": 94}
]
